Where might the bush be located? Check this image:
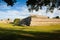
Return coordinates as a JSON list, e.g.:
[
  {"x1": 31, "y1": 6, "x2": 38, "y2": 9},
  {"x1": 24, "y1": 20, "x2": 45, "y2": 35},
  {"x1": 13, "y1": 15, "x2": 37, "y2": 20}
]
[
  {"x1": 56, "y1": 16, "x2": 59, "y2": 19},
  {"x1": 14, "y1": 18, "x2": 20, "y2": 26}
]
